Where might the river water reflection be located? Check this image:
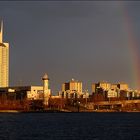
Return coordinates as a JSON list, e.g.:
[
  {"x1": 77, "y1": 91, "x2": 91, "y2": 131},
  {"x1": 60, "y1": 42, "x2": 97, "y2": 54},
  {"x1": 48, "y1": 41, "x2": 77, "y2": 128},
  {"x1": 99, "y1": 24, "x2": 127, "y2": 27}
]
[{"x1": 0, "y1": 112, "x2": 140, "y2": 140}]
